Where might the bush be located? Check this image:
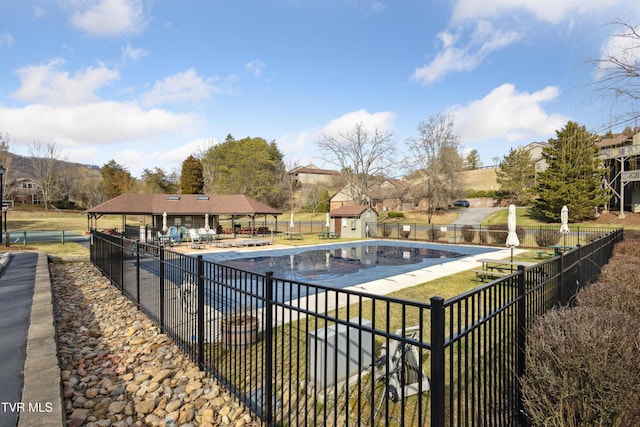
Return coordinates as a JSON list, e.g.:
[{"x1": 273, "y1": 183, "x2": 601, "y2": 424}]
[
  {"x1": 599, "y1": 255, "x2": 640, "y2": 288},
  {"x1": 399, "y1": 230, "x2": 410, "y2": 239},
  {"x1": 387, "y1": 211, "x2": 405, "y2": 219},
  {"x1": 487, "y1": 223, "x2": 525, "y2": 244},
  {"x1": 613, "y1": 240, "x2": 640, "y2": 257},
  {"x1": 521, "y1": 306, "x2": 640, "y2": 426},
  {"x1": 461, "y1": 225, "x2": 474, "y2": 243},
  {"x1": 534, "y1": 228, "x2": 561, "y2": 248},
  {"x1": 426, "y1": 227, "x2": 442, "y2": 241},
  {"x1": 576, "y1": 280, "x2": 640, "y2": 320}
]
